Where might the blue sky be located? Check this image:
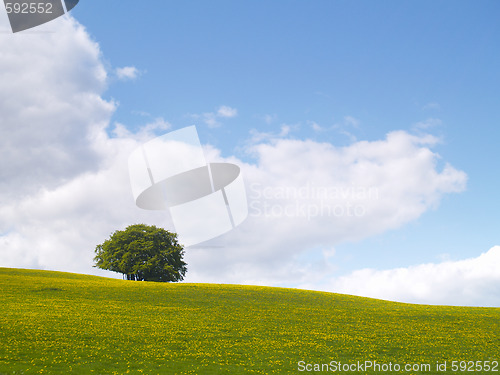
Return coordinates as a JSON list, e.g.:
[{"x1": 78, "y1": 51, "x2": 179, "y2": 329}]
[
  {"x1": 73, "y1": 1, "x2": 500, "y2": 262},
  {"x1": 1, "y1": 1, "x2": 499, "y2": 306}
]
